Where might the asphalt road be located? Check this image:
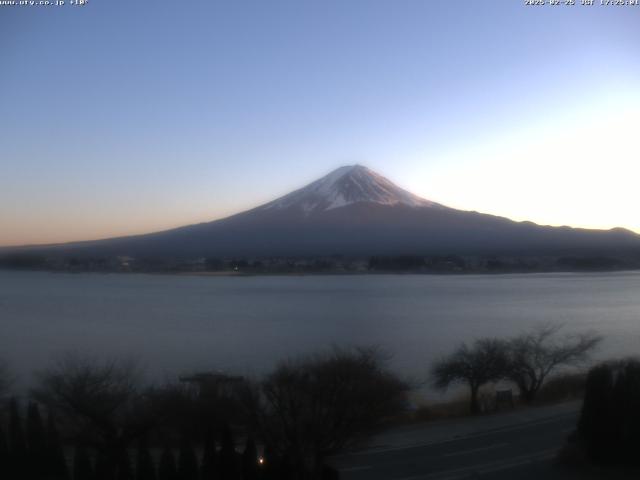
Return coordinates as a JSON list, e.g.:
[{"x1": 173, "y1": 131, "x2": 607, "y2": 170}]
[{"x1": 331, "y1": 410, "x2": 581, "y2": 480}]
